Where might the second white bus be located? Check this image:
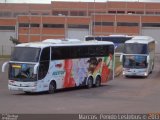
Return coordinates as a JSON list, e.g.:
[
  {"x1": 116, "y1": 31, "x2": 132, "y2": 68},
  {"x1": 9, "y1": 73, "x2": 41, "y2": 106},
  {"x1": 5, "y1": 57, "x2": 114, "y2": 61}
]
[{"x1": 120, "y1": 36, "x2": 155, "y2": 77}]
